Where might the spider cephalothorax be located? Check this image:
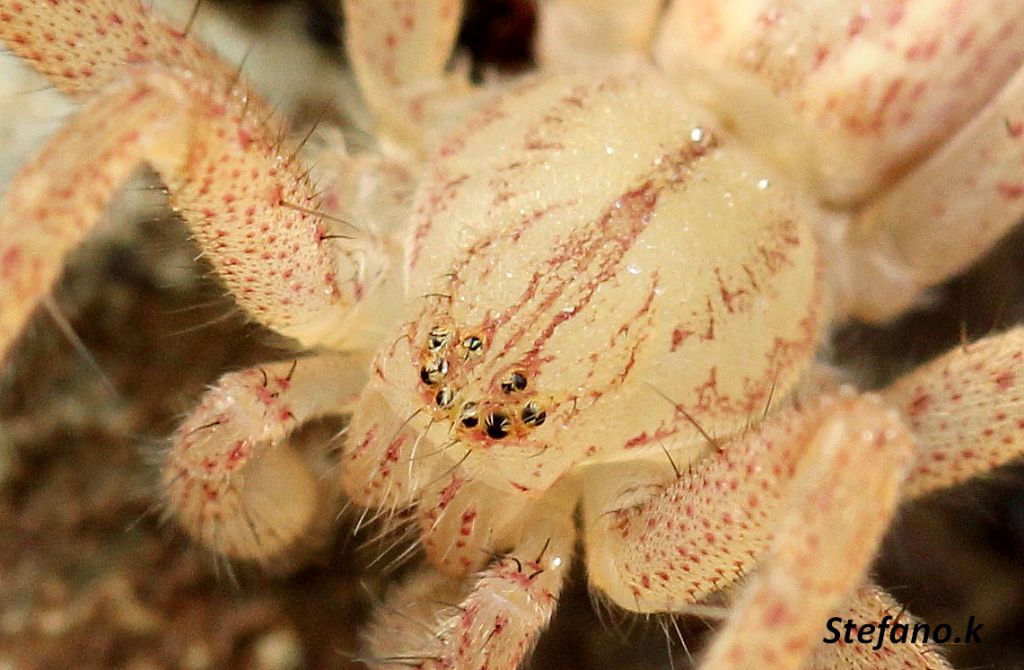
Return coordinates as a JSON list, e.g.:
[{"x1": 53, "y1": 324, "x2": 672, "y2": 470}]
[{"x1": 2, "y1": 1, "x2": 1024, "y2": 669}]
